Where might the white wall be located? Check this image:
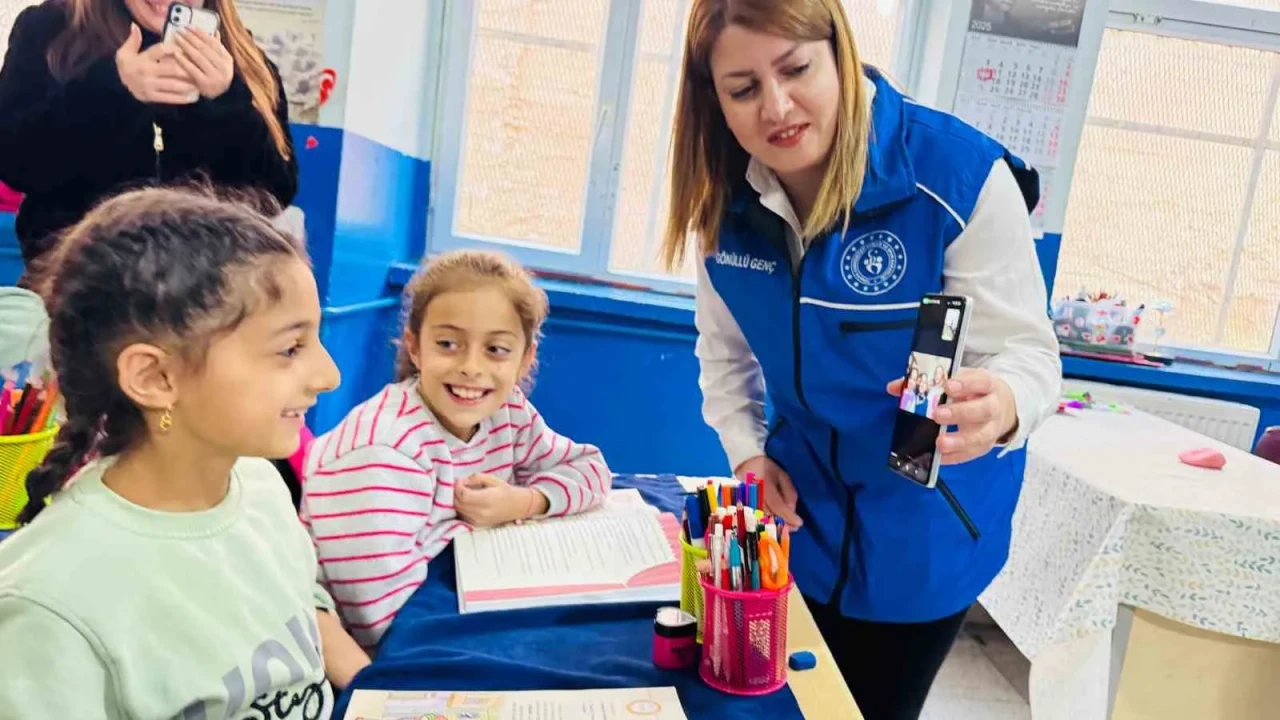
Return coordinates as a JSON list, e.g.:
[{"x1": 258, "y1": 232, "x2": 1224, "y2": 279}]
[
  {"x1": 340, "y1": 0, "x2": 443, "y2": 159},
  {"x1": 316, "y1": 0, "x2": 356, "y2": 129}
]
